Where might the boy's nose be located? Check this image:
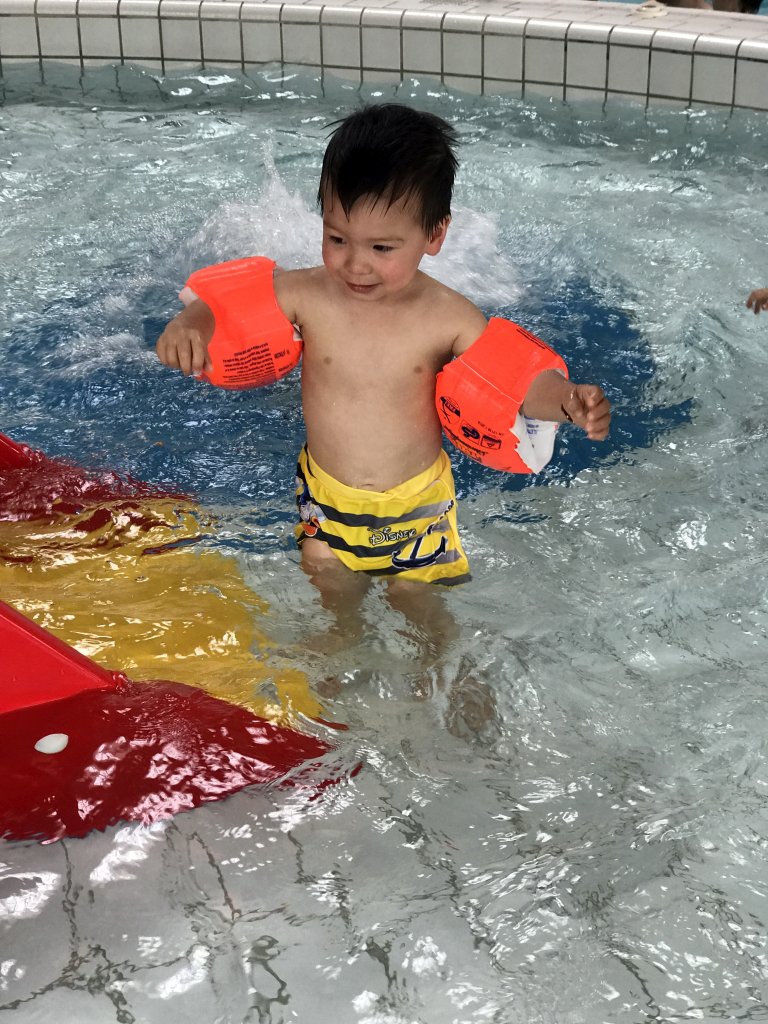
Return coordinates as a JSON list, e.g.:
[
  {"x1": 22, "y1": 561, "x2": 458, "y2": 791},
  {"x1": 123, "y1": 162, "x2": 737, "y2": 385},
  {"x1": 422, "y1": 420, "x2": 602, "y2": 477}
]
[{"x1": 345, "y1": 248, "x2": 370, "y2": 276}]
